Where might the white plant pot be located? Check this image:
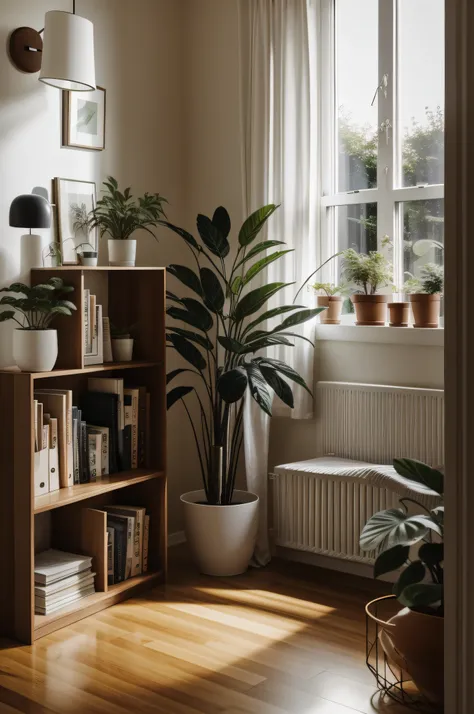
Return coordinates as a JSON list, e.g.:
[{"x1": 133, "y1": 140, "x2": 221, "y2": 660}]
[
  {"x1": 79, "y1": 254, "x2": 98, "y2": 267},
  {"x1": 181, "y1": 489, "x2": 259, "y2": 576},
  {"x1": 112, "y1": 338, "x2": 134, "y2": 362},
  {"x1": 108, "y1": 239, "x2": 136, "y2": 267},
  {"x1": 13, "y1": 329, "x2": 58, "y2": 372}
]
